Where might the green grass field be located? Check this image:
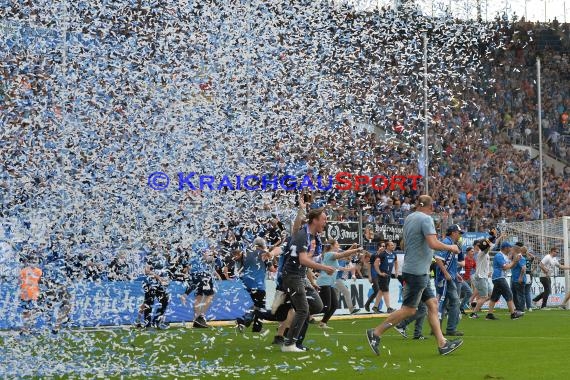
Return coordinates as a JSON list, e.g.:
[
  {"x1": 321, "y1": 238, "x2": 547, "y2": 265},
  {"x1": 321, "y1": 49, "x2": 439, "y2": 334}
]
[{"x1": 2, "y1": 309, "x2": 570, "y2": 379}]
